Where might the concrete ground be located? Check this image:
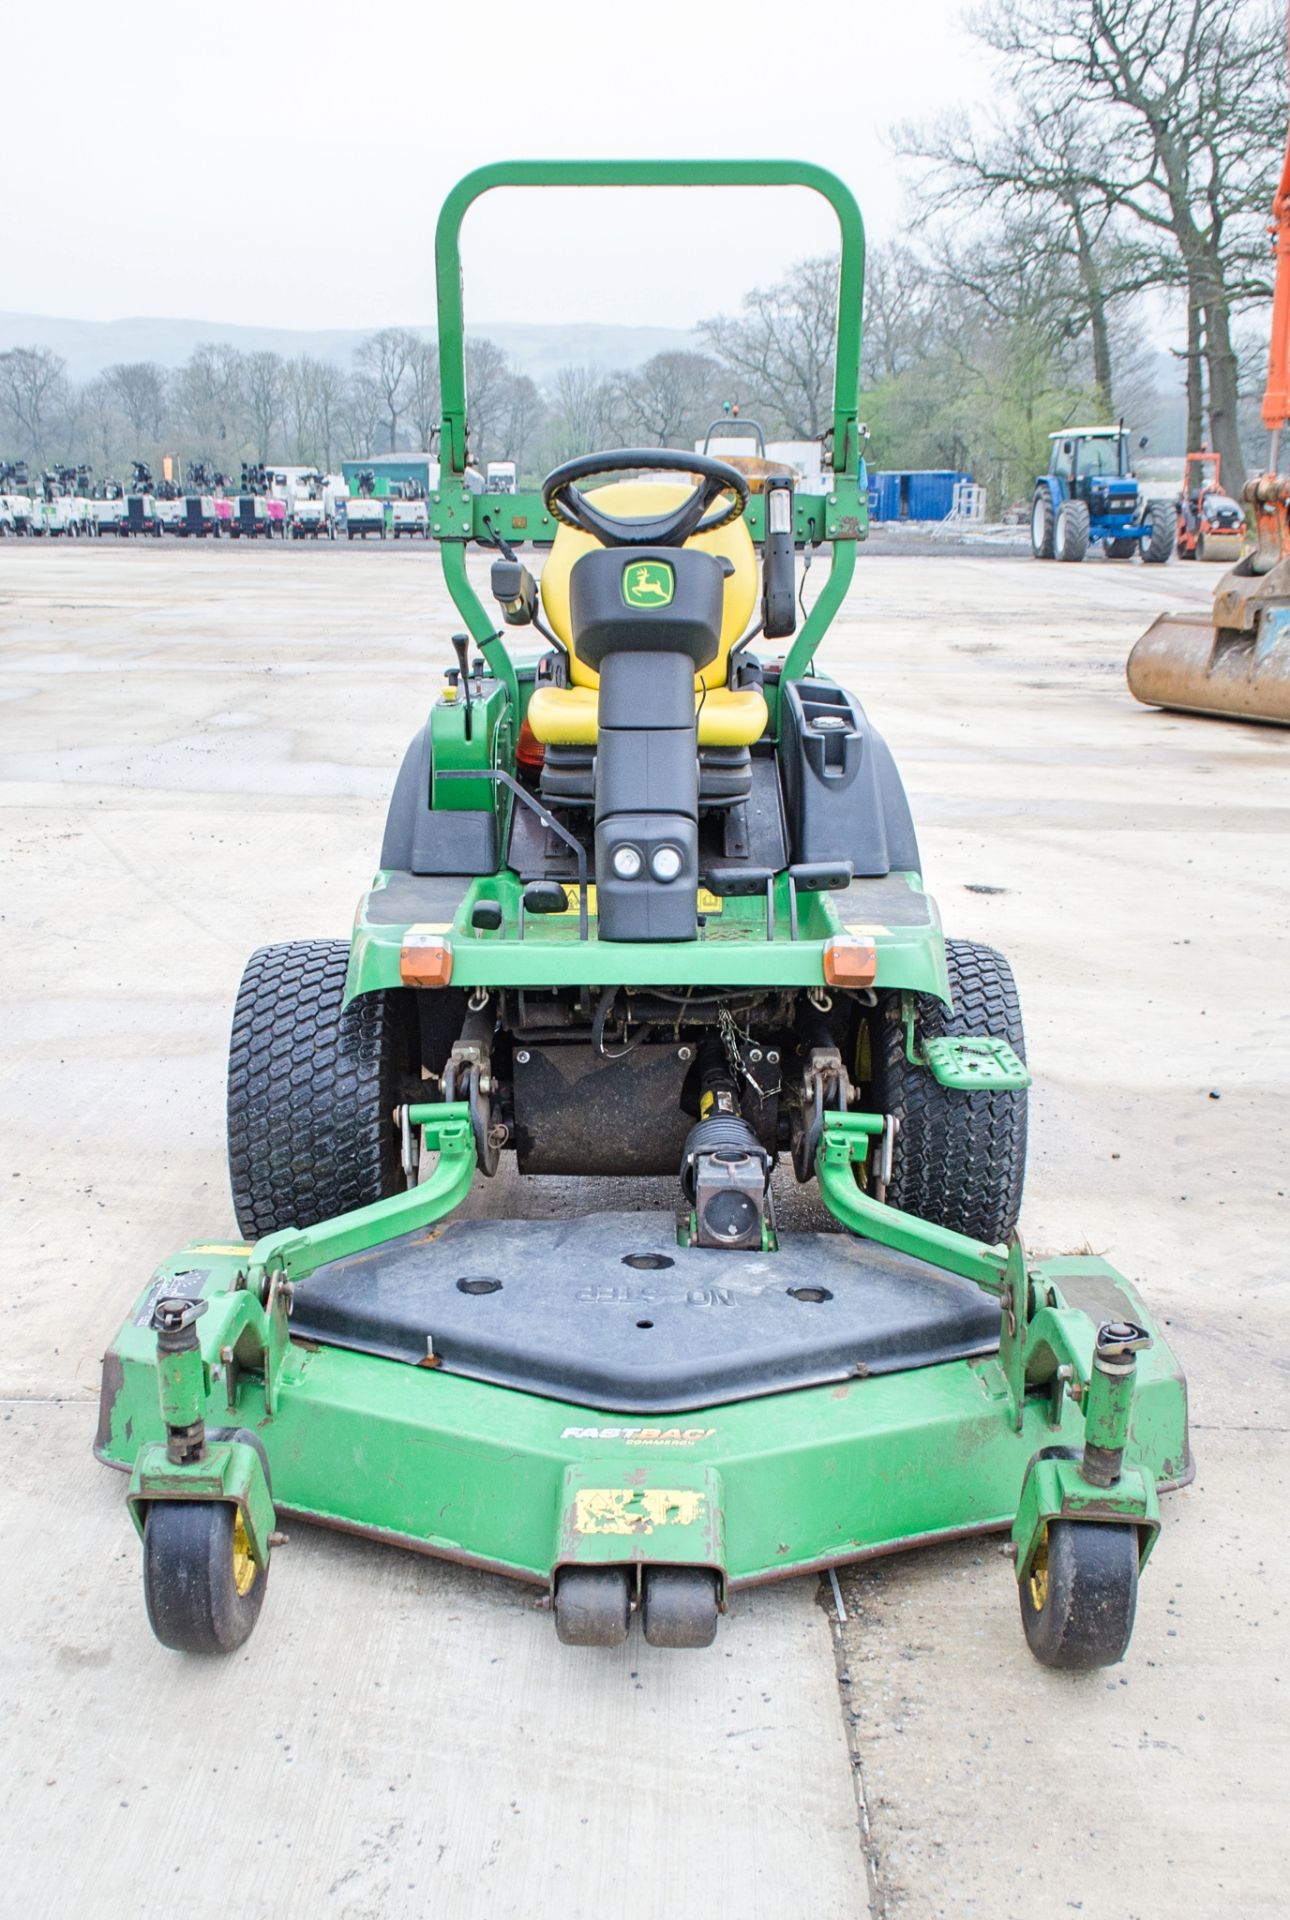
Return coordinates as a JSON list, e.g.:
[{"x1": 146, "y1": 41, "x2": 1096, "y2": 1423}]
[{"x1": 1, "y1": 539, "x2": 1285, "y2": 1918}]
